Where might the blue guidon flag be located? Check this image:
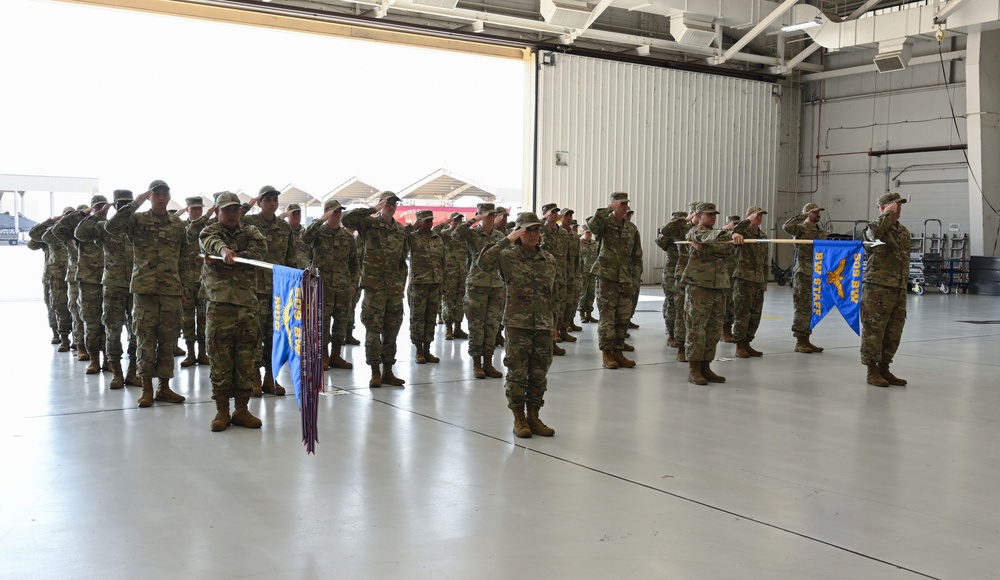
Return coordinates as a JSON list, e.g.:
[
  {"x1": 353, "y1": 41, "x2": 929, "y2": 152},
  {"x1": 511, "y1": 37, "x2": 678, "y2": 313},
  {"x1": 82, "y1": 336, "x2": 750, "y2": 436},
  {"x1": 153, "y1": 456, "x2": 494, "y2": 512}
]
[
  {"x1": 272, "y1": 265, "x2": 325, "y2": 454},
  {"x1": 810, "y1": 240, "x2": 863, "y2": 335}
]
